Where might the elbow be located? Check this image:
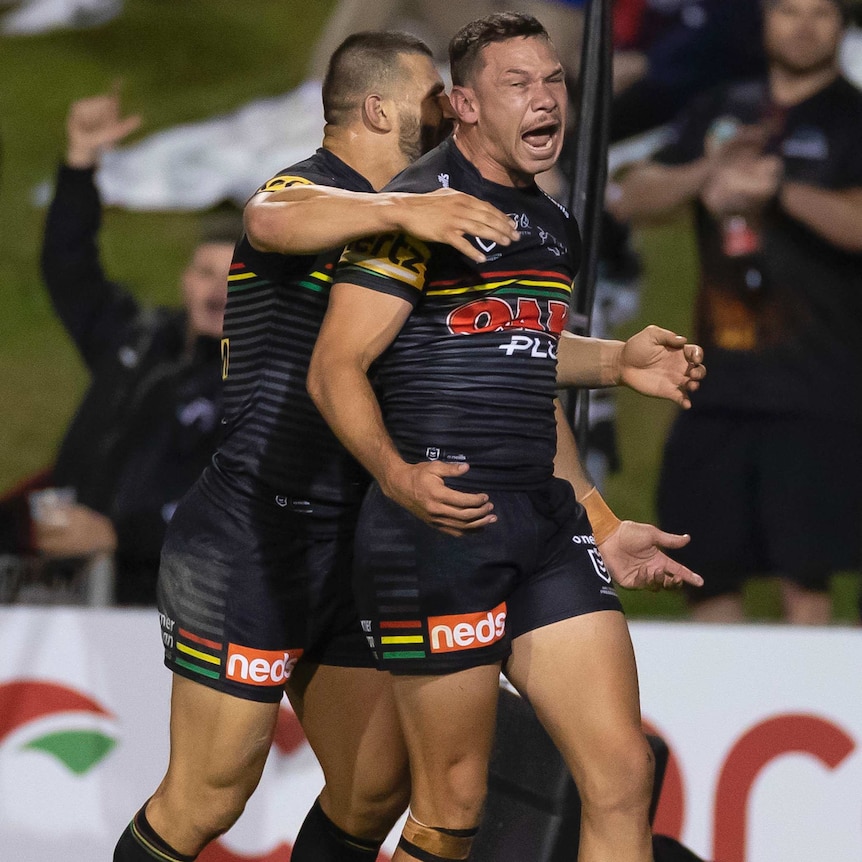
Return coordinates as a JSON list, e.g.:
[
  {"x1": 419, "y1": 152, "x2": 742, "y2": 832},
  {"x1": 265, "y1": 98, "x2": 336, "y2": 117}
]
[
  {"x1": 243, "y1": 207, "x2": 274, "y2": 253},
  {"x1": 306, "y1": 351, "x2": 328, "y2": 415},
  {"x1": 243, "y1": 199, "x2": 291, "y2": 253}
]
